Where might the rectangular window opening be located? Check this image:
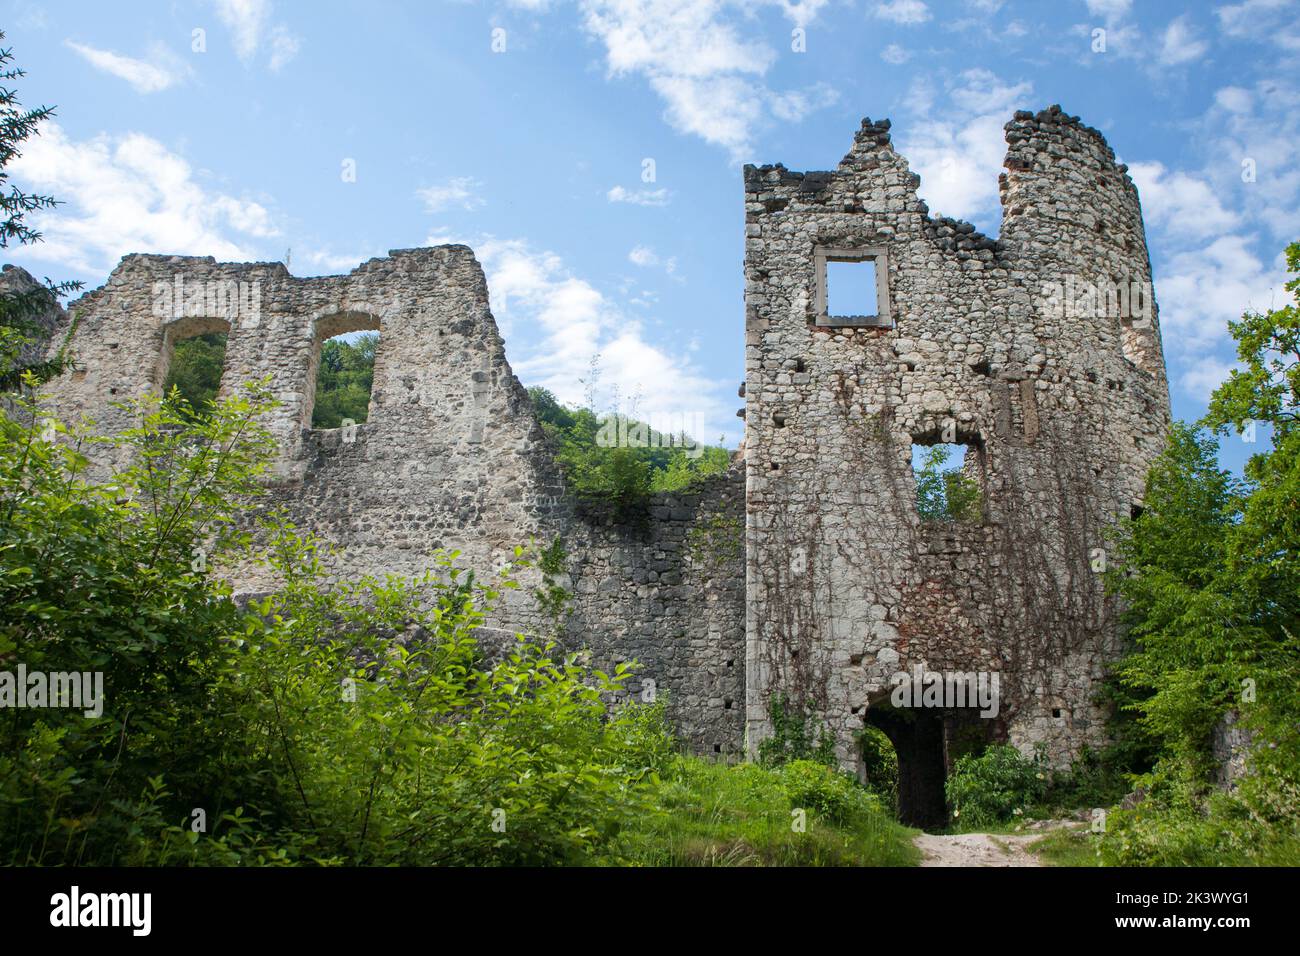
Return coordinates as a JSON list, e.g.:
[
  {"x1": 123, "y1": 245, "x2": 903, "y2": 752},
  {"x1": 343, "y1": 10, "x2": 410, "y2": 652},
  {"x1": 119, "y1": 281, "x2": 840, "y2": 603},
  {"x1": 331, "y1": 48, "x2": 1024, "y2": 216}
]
[
  {"x1": 827, "y1": 259, "x2": 877, "y2": 319},
  {"x1": 815, "y1": 246, "x2": 891, "y2": 328},
  {"x1": 312, "y1": 330, "x2": 378, "y2": 429},
  {"x1": 160, "y1": 317, "x2": 232, "y2": 416},
  {"x1": 911, "y1": 441, "x2": 984, "y2": 523}
]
